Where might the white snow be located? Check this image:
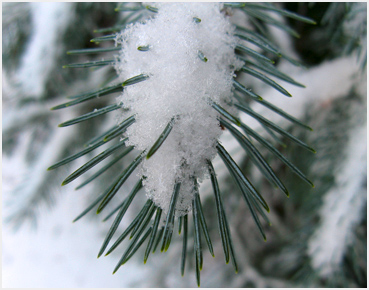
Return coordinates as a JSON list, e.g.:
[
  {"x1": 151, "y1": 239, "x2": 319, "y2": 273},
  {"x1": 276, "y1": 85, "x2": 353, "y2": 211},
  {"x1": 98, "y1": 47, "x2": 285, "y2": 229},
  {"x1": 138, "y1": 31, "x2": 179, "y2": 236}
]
[
  {"x1": 16, "y1": 2, "x2": 74, "y2": 98},
  {"x1": 2, "y1": 185, "x2": 149, "y2": 288},
  {"x1": 115, "y1": 3, "x2": 243, "y2": 216},
  {"x1": 3, "y1": 2, "x2": 367, "y2": 287},
  {"x1": 238, "y1": 56, "x2": 364, "y2": 132},
  {"x1": 307, "y1": 123, "x2": 367, "y2": 277}
]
